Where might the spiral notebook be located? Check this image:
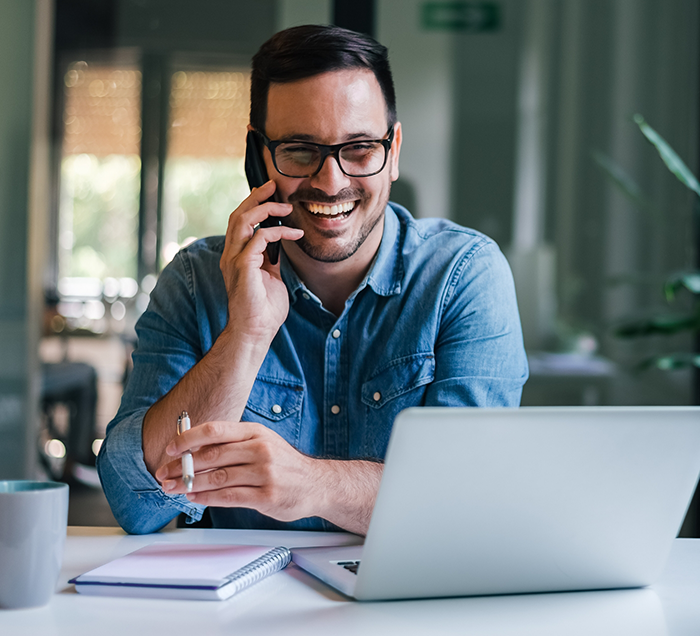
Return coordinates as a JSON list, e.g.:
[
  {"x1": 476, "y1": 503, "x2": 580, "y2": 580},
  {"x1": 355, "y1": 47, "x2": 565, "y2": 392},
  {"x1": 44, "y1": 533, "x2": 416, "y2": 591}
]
[{"x1": 70, "y1": 543, "x2": 291, "y2": 600}]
